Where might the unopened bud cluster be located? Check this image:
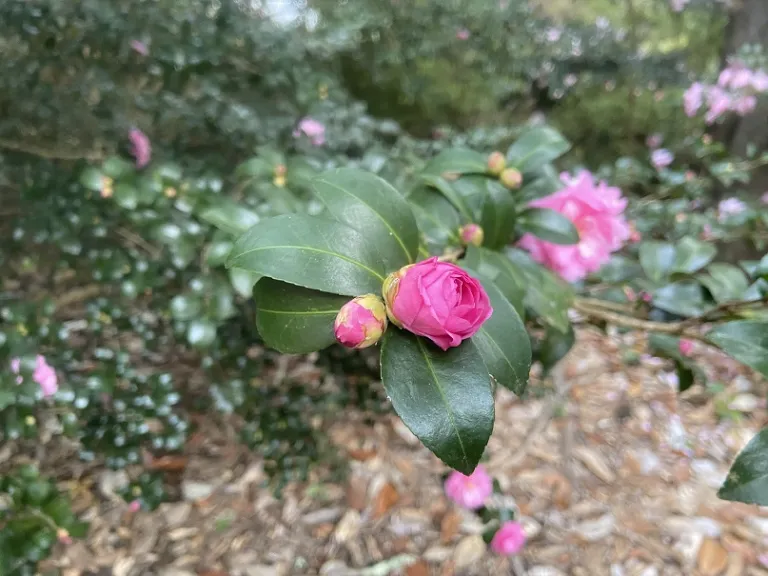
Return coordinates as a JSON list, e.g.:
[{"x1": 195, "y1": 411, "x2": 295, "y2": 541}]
[{"x1": 487, "y1": 151, "x2": 523, "y2": 190}]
